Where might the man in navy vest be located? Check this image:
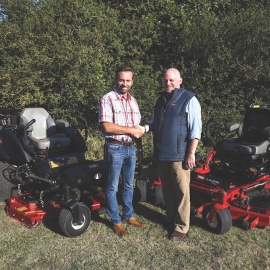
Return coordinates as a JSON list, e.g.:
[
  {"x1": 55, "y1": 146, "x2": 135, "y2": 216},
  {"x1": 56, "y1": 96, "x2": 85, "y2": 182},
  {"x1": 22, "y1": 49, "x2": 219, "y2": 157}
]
[{"x1": 143, "y1": 68, "x2": 202, "y2": 241}]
